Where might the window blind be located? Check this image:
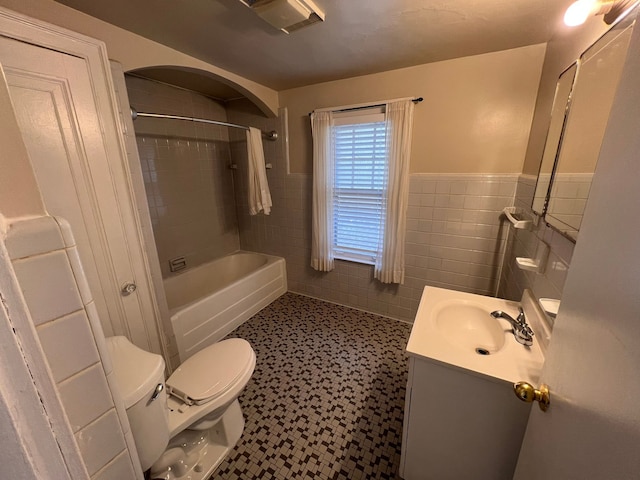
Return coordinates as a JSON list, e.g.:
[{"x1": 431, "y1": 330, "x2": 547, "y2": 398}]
[{"x1": 332, "y1": 120, "x2": 388, "y2": 263}]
